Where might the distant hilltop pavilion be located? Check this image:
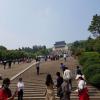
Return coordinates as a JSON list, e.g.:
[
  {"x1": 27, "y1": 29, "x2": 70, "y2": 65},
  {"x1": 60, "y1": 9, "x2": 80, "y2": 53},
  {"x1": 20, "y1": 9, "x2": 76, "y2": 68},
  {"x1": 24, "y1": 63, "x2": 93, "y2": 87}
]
[
  {"x1": 52, "y1": 41, "x2": 68, "y2": 55},
  {"x1": 54, "y1": 41, "x2": 66, "y2": 48}
]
